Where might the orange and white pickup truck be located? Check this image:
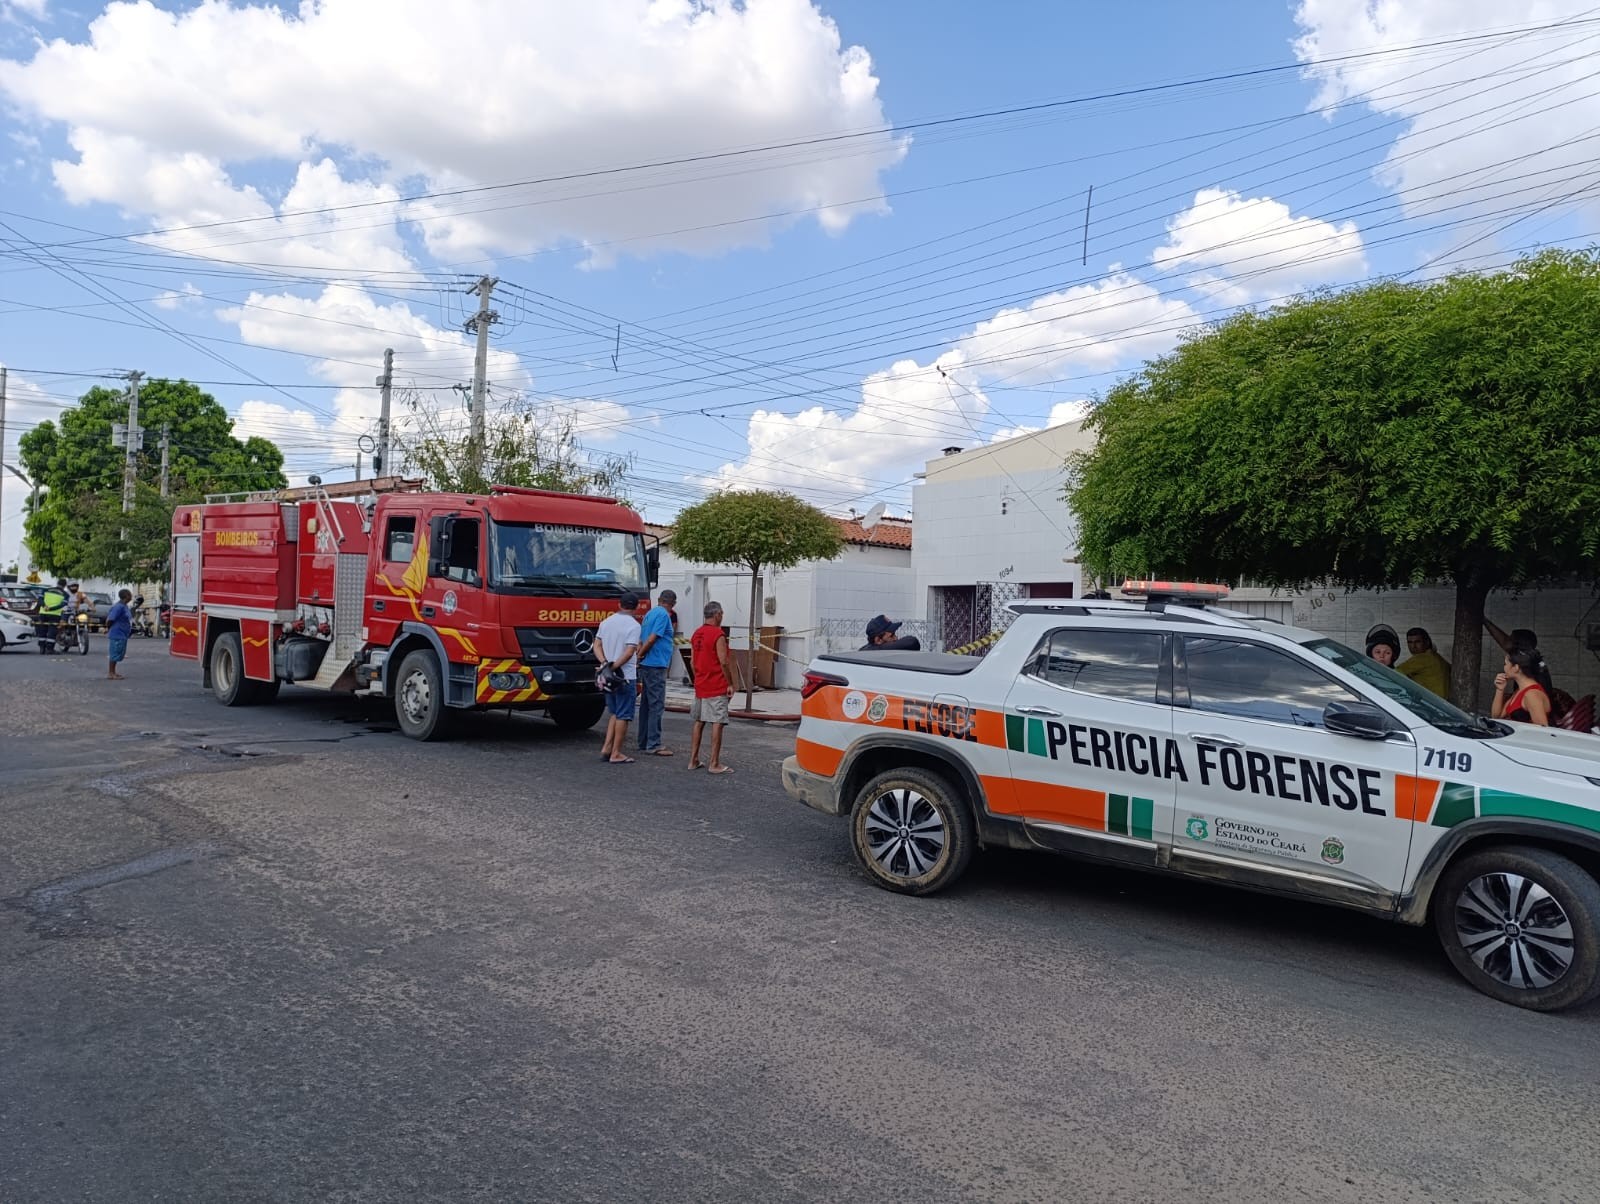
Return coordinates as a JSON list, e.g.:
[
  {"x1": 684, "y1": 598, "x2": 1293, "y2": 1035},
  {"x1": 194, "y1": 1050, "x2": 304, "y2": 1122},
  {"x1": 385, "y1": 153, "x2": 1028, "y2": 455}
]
[{"x1": 783, "y1": 590, "x2": 1600, "y2": 1012}]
